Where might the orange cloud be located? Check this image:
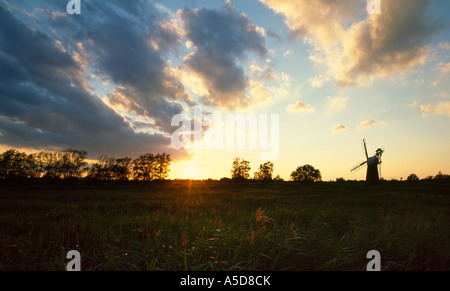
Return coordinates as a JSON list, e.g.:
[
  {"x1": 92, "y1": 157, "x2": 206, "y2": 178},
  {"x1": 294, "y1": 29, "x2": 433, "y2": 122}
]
[
  {"x1": 287, "y1": 100, "x2": 315, "y2": 113},
  {"x1": 420, "y1": 102, "x2": 450, "y2": 116},
  {"x1": 357, "y1": 120, "x2": 387, "y2": 130},
  {"x1": 436, "y1": 62, "x2": 450, "y2": 74},
  {"x1": 332, "y1": 124, "x2": 348, "y2": 133},
  {"x1": 260, "y1": 0, "x2": 436, "y2": 87}
]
